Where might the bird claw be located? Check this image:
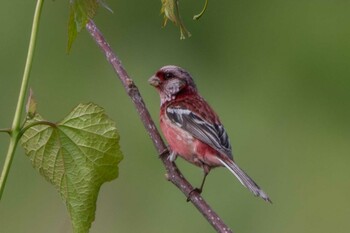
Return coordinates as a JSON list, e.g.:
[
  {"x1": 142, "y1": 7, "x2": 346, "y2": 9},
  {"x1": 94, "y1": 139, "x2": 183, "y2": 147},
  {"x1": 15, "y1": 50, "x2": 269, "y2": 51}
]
[
  {"x1": 159, "y1": 148, "x2": 169, "y2": 157},
  {"x1": 168, "y1": 150, "x2": 178, "y2": 162},
  {"x1": 186, "y1": 188, "x2": 202, "y2": 202}
]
